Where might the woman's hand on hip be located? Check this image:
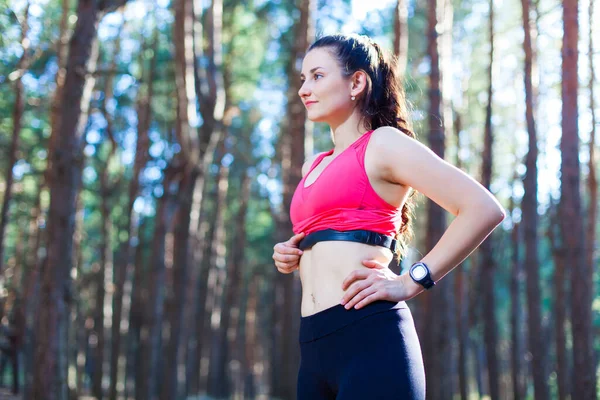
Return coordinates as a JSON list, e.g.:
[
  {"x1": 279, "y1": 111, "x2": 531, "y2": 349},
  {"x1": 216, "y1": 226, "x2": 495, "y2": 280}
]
[
  {"x1": 340, "y1": 259, "x2": 424, "y2": 309},
  {"x1": 273, "y1": 232, "x2": 305, "y2": 274}
]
